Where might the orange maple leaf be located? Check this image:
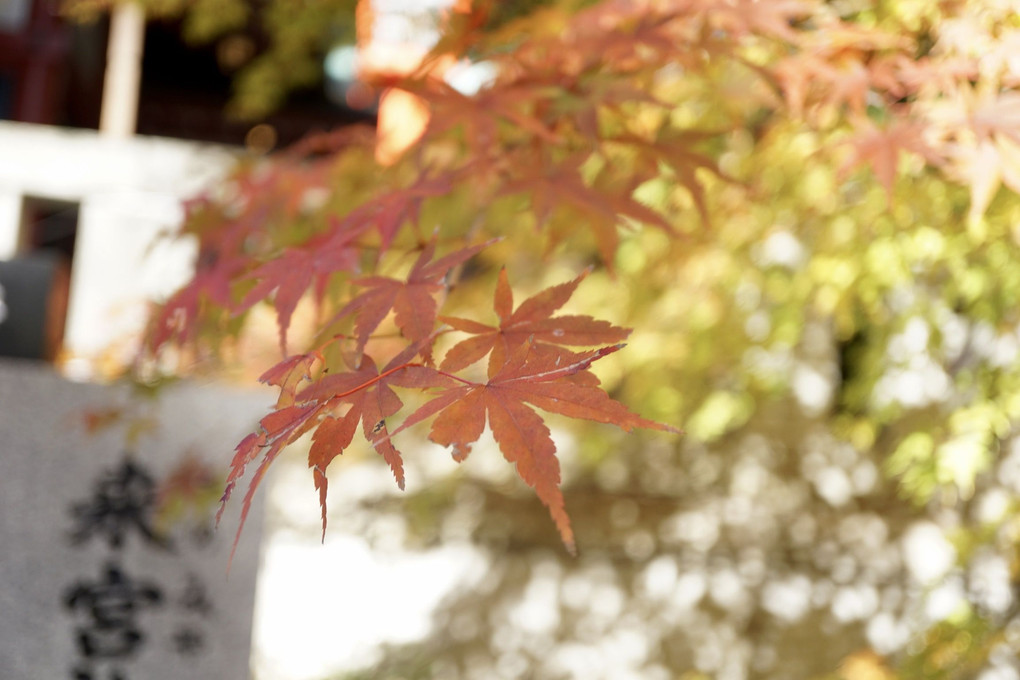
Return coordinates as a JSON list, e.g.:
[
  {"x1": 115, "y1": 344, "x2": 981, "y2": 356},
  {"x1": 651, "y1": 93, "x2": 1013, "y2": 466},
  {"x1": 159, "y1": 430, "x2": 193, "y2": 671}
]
[
  {"x1": 297, "y1": 351, "x2": 428, "y2": 539},
  {"x1": 395, "y1": 340, "x2": 679, "y2": 553},
  {"x1": 440, "y1": 268, "x2": 630, "y2": 377},
  {"x1": 839, "y1": 118, "x2": 941, "y2": 201}
]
